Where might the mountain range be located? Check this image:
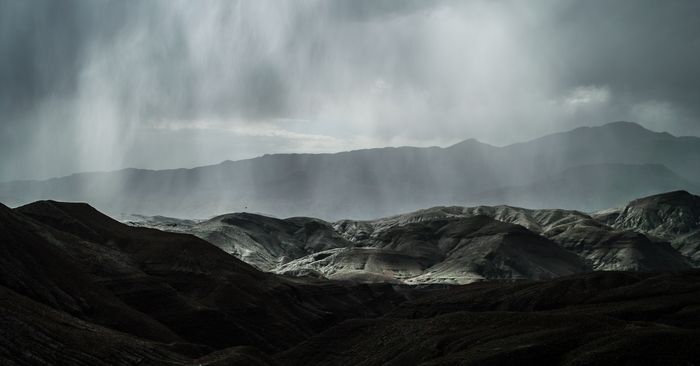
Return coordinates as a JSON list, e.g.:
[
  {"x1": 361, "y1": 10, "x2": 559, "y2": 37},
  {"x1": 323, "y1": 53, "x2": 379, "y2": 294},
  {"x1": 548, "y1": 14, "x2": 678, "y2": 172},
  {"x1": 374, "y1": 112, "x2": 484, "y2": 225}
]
[
  {"x1": 127, "y1": 190, "x2": 700, "y2": 285},
  {"x1": 3, "y1": 120, "x2": 700, "y2": 364},
  {"x1": 2, "y1": 121, "x2": 699, "y2": 219},
  {"x1": 0, "y1": 199, "x2": 410, "y2": 362},
  {"x1": 2, "y1": 197, "x2": 700, "y2": 365}
]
